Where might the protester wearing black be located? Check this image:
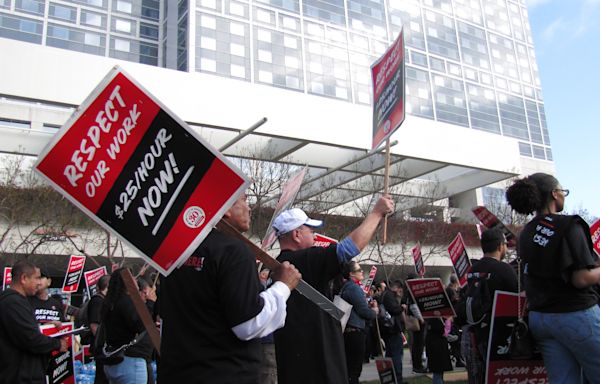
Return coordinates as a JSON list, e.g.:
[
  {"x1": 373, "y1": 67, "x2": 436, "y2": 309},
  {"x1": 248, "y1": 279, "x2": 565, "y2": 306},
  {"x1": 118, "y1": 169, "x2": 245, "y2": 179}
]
[
  {"x1": 272, "y1": 196, "x2": 394, "y2": 384},
  {"x1": 463, "y1": 228, "x2": 518, "y2": 384},
  {"x1": 158, "y1": 193, "x2": 300, "y2": 384},
  {"x1": 425, "y1": 318, "x2": 453, "y2": 384},
  {"x1": 87, "y1": 275, "x2": 110, "y2": 384},
  {"x1": 340, "y1": 261, "x2": 378, "y2": 384},
  {"x1": 379, "y1": 281, "x2": 406, "y2": 383},
  {"x1": 0, "y1": 260, "x2": 67, "y2": 384},
  {"x1": 507, "y1": 173, "x2": 600, "y2": 383},
  {"x1": 29, "y1": 271, "x2": 66, "y2": 325}
]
